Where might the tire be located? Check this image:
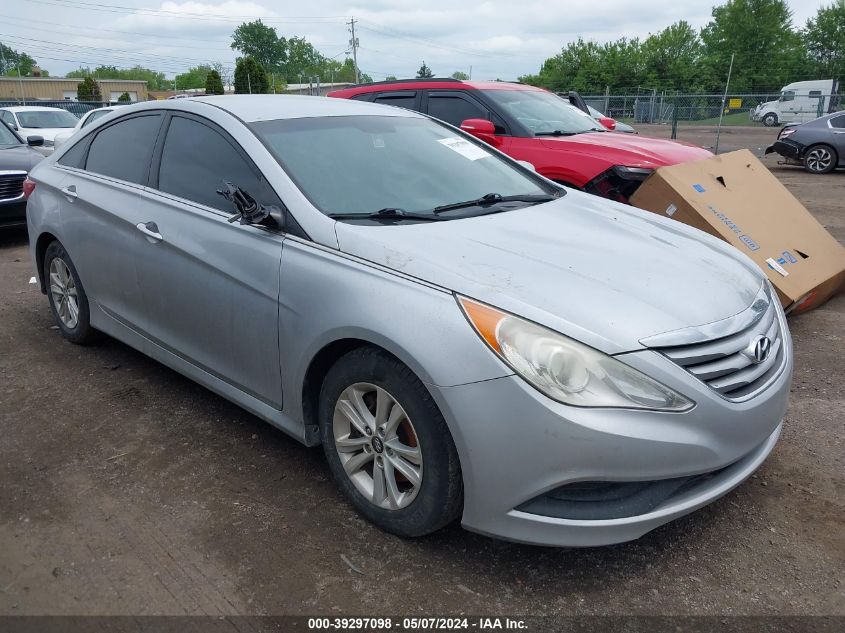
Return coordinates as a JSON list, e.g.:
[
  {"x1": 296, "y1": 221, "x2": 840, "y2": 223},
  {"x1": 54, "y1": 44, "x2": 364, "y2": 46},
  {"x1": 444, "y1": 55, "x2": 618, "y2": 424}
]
[
  {"x1": 803, "y1": 144, "x2": 837, "y2": 174},
  {"x1": 318, "y1": 347, "x2": 463, "y2": 537},
  {"x1": 43, "y1": 241, "x2": 98, "y2": 345},
  {"x1": 762, "y1": 113, "x2": 778, "y2": 127}
]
